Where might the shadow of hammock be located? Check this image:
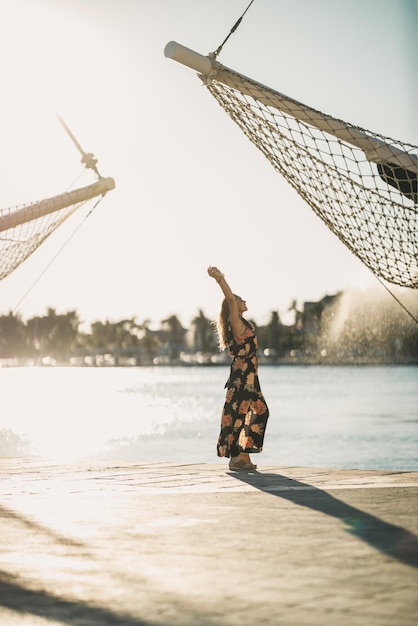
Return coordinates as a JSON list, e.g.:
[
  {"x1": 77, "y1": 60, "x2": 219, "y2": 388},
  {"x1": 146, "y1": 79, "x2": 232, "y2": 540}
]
[{"x1": 0, "y1": 570, "x2": 155, "y2": 626}]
